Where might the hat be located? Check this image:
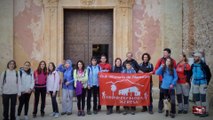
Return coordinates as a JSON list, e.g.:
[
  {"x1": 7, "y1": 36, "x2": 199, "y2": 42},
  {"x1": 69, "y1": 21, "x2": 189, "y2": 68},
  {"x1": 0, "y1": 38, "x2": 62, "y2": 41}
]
[
  {"x1": 193, "y1": 52, "x2": 202, "y2": 57},
  {"x1": 65, "y1": 59, "x2": 72, "y2": 65}
]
